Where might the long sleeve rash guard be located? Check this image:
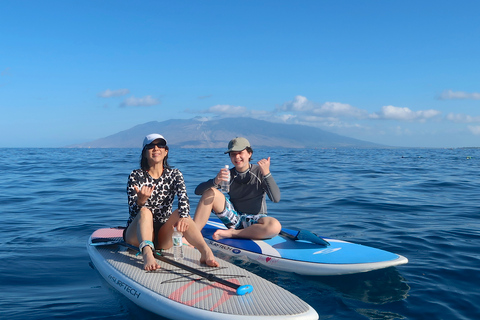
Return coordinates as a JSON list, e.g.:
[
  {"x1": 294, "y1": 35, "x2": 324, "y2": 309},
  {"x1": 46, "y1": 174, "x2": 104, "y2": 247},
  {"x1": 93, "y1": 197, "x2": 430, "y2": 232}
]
[
  {"x1": 127, "y1": 168, "x2": 190, "y2": 226},
  {"x1": 195, "y1": 164, "x2": 280, "y2": 215}
]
